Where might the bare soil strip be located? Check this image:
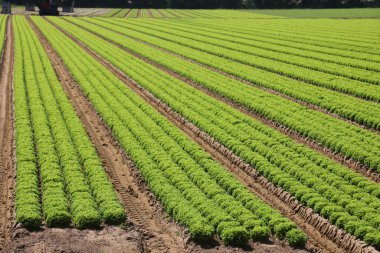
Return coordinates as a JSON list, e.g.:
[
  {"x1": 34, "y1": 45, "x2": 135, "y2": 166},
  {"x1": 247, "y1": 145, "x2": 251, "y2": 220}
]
[
  {"x1": 0, "y1": 16, "x2": 15, "y2": 250},
  {"x1": 110, "y1": 9, "x2": 123, "y2": 17},
  {"x1": 156, "y1": 9, "x2": 166, "y2": 18},
  {"x1": 47, "y1": 17, "x2": 380, "y2": 253},
  {"x1": 28, "y1": 17, "x2": 187, "y2": 253},
  {"x1": 124, "y1": 9, "x2": 132, "y2": 18},
  {"x1": 67, "y1": 8, "x2": 96, "y2": 17},
  {"x1": 165, "y1": 9, "x2": 180, "y2": 18},
  {"x1": 137, "y1": 9, "x2": 141, "y2": 18},
  {"x1": 76, "y1": 18, "x2": 380, "y2": 184},
  {"x1": 68, "y1": 8, "x2": 91, "y2": 15},
  {"x1": 147, "y1": 9, "x2": 153, "y2": 18},
  {"x1": 89, "y1": 9, "x2": 109, "y2": 17},
  {"x1": 81, "y1": 8, "x2": 104, "y2": 16}
]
